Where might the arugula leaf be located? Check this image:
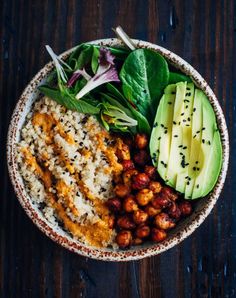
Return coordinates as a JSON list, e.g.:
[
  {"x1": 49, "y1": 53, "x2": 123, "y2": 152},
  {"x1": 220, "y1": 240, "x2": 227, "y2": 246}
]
[
  {"x1": 120, "y1": 48, "x2": 169, "y2": 122},
  {"x1": 38, "y1": 85, "x2": 100, "y2": 114}
]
